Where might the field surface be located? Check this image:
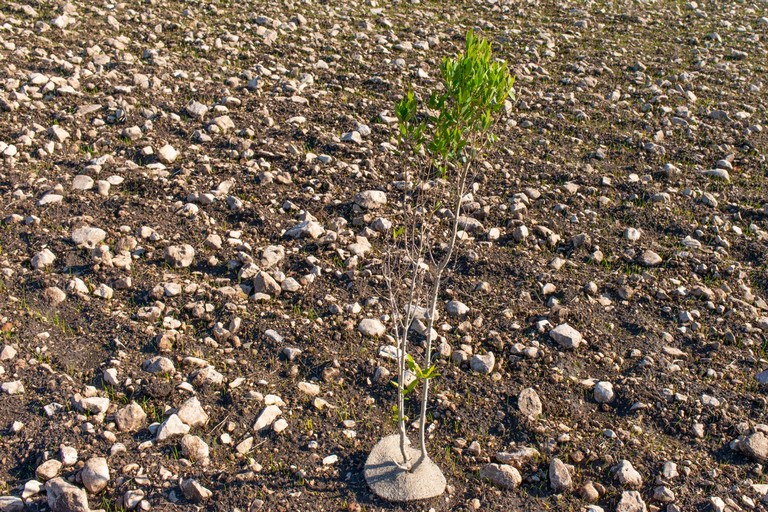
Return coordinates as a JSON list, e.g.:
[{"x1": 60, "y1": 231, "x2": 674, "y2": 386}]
[{"x1": 1, "y1": 0, "x2": 768, "y2": 511}]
